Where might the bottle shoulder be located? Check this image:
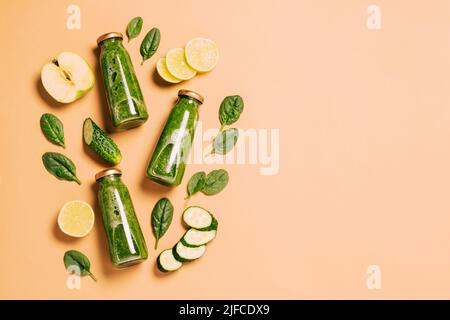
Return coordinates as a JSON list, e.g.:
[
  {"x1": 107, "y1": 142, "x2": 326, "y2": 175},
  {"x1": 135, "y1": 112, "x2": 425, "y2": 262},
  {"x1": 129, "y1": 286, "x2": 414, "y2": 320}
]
[
  {"x1": 99, "y1": 42, "x2": 129, "y2": 59},
  {"x1": 98, "y1": 178, "x2": 127, "y2": 190},
  {"x1": 172, "y1": 99, "x2": 199, "y2": 116}
]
